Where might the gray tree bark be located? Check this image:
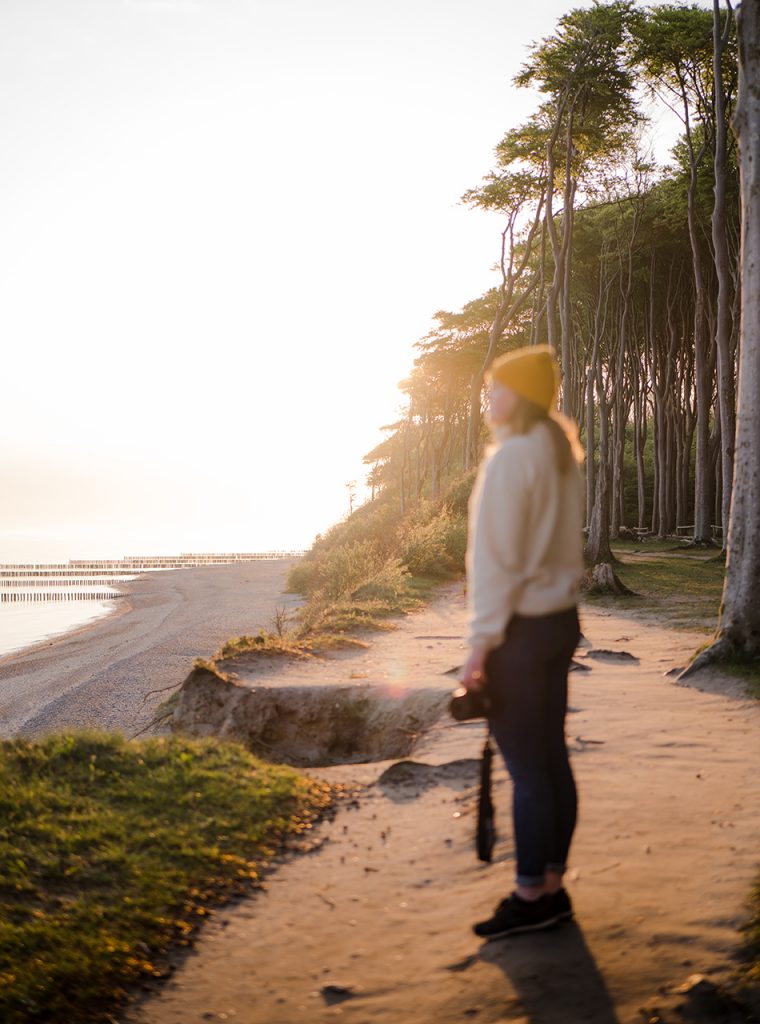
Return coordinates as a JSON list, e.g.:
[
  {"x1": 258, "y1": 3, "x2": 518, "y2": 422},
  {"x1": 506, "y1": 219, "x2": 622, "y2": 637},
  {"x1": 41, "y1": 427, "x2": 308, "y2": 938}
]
[
  {"x1": 712, "y1": 0, "x2": 737, "y2": 546},
  {"x1": 683, "y1": 0, "x2": 760, "y2": 671}
]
